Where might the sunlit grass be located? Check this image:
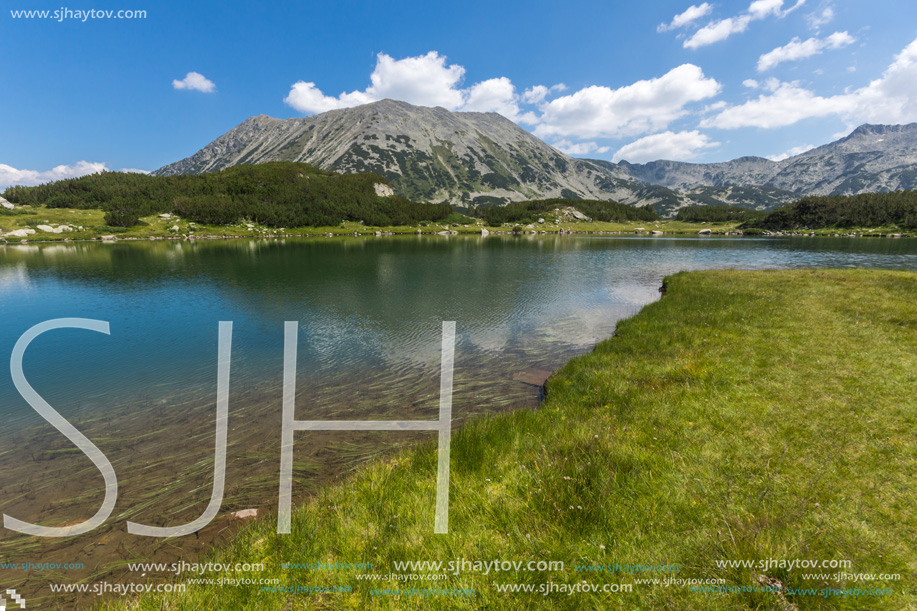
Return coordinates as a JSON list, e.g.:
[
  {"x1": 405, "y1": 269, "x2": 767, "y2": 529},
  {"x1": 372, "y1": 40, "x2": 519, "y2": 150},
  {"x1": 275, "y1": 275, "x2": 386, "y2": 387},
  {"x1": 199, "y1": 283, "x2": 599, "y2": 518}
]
[
  {"x1": 0, "y1": 205, "x2": 747, "y2": 241},
  {"x1": 95, "y1": 269, "x2": 917, "y2": 610}
]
